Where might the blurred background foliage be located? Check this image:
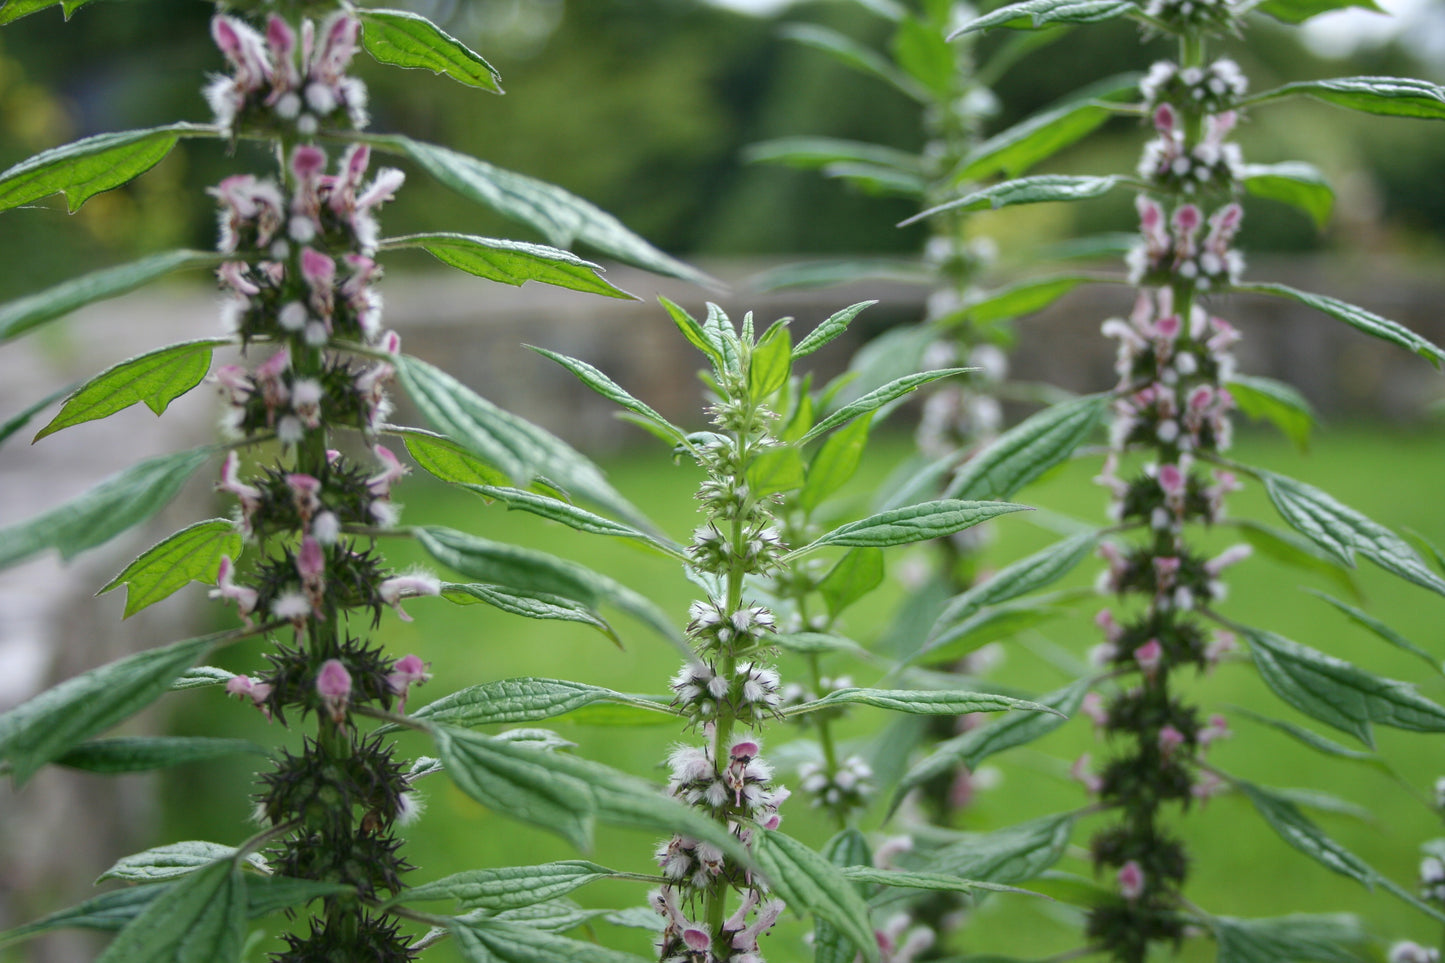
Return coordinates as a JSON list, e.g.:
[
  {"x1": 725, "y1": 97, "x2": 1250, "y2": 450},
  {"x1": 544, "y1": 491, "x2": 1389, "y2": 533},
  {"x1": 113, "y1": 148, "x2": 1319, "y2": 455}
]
[{"x1": 1, "y1": 0, "x2": 1443, "y2": 303}]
